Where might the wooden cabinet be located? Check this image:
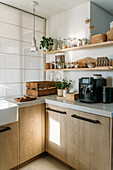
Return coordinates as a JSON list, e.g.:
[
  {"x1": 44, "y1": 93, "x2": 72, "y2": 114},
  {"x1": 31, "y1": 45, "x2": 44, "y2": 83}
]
[
  {"x1": 69, "y1": 109, "x2": 110, "y2": 170},
  {"x1": 0, "y1": 122, "x2": 18, "y2": 170},
  {"x1": 19, "y1": 104, "x2": 45, "y2": 164},
  {"x1": 46, "y1": 104, "x2": 111, "y2": 170},
  {"x1": 46, "y1": 104, "x2": 68, "y2": 163}
]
